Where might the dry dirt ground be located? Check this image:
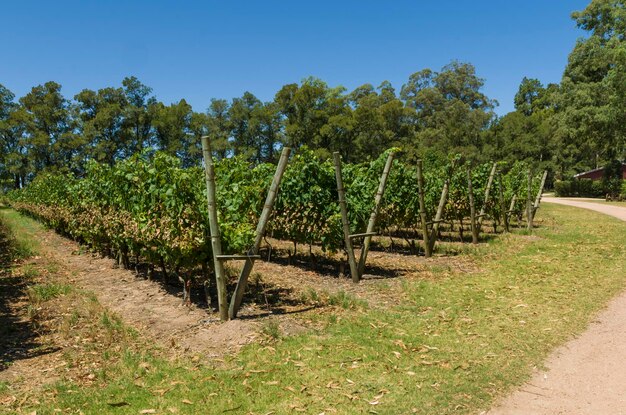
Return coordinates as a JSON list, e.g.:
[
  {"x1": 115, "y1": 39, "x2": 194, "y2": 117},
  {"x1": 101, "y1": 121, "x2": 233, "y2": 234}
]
[
  {"x1": 1, "y1": 219, "x2": 480, "y2": 395},
  {"x1": 486, "y1": 197, "x2": 626, "y2": 415}
]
